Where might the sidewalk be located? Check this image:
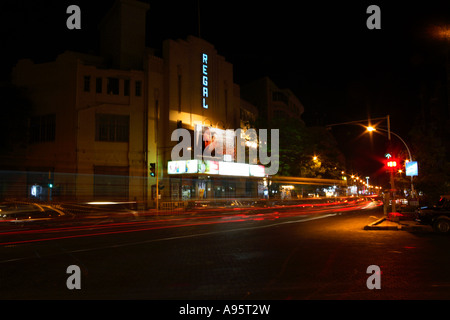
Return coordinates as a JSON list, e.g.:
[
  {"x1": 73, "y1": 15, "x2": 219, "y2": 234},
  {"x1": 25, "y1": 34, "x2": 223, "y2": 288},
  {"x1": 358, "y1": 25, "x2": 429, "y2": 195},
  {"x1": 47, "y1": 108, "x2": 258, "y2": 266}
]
[{"x1": 364, "y1": 211, "x2": 432, "y2": 232}]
